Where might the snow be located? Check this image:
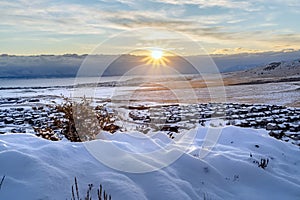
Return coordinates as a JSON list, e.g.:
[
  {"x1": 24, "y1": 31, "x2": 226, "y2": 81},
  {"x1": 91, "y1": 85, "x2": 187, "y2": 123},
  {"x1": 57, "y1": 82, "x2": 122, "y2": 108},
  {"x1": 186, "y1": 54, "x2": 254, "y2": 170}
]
[{"x1": 0, "y1": 126, "x2": 299, "y2": 200}]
